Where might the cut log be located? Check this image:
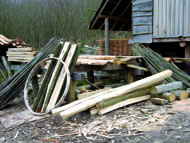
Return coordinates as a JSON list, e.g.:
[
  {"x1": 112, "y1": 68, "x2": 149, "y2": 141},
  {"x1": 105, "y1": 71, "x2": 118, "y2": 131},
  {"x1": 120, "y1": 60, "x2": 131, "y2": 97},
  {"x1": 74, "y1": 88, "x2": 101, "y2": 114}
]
[
  {"x1": 171, "y1": 90, "x2": 189, "y2": 100},
  {"x1": 97, "y1": 86, "x2": 156, "y2": 109},
  {"x1": 77, "y1": 88, "x2": 112, "y2": 100},
  {"x1": 98, "y1": 95, "x2": 150, "y2": 115},
  {"x1": 151, "y1": 98, "x2": 168, "y2": 105},
  {"x1": 90, "y1": 107, "x2": 99, "y2": 116},
  {"x1": 58, "y1": 70, "x2": 172, "y2": 119},
  {"x1": 151, "y1": 92, "x2": 176, "y2": 103},
  {"x1": 150, "y1": 82, "x2": 182, "y2": 94}
]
